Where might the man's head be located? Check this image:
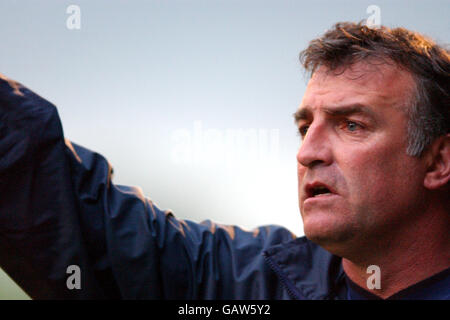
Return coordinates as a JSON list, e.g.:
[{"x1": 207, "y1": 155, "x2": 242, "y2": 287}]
[{"x1": 295, "y1": 22, "x2": 450, "y2": 256}]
